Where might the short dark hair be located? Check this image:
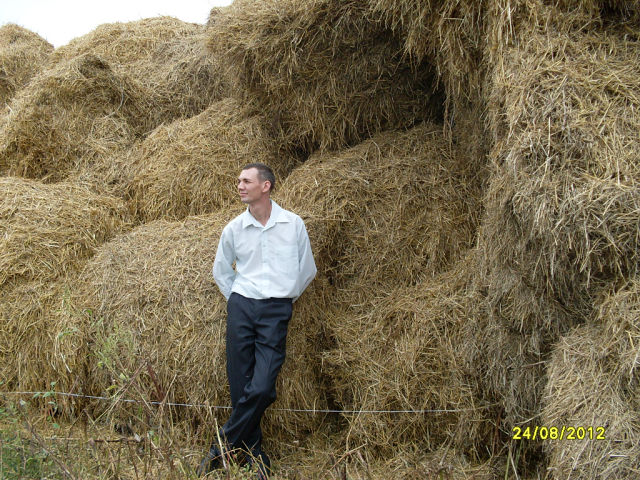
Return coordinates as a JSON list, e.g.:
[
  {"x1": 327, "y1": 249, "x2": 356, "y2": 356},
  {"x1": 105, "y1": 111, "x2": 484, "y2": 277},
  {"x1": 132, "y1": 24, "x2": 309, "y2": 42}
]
[{"x1": 242, "y1": 163, "x2": 276, "y2": 192}]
